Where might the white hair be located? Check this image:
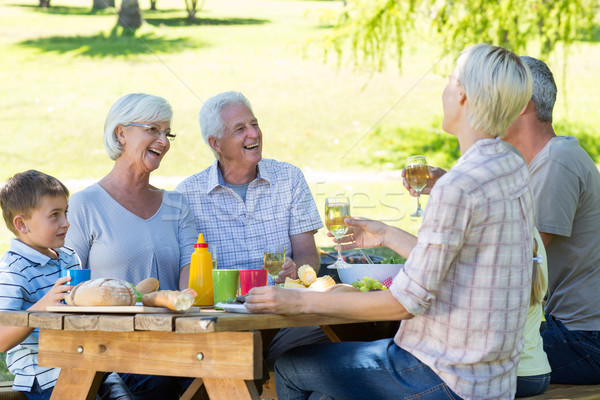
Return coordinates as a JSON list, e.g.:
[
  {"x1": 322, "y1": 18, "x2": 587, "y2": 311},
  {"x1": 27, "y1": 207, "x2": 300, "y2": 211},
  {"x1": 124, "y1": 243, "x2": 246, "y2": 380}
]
[
  {"x1": 104, "y1": 93, "x2": 173, "y2": 160},
  {"x1": 199, "y1": 91, "x2": 253, "y2": 158}
]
